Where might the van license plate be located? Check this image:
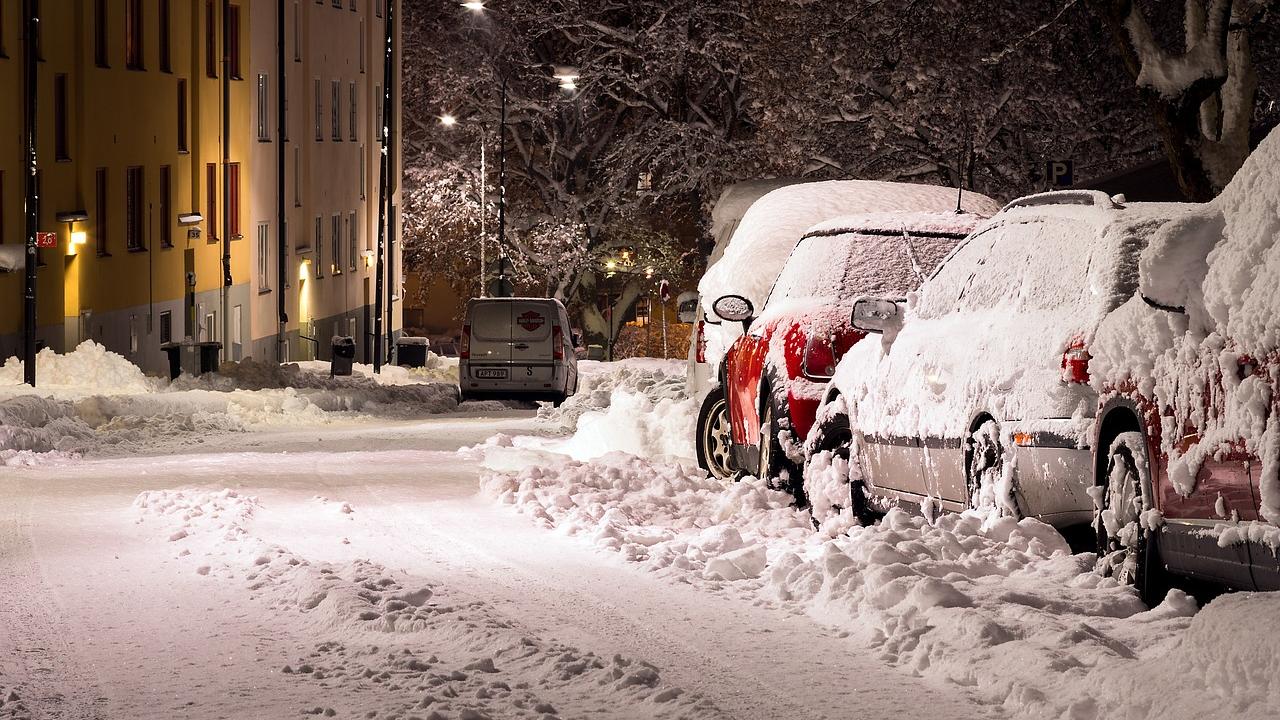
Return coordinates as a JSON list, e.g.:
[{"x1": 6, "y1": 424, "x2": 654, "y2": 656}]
[{"x1": 475, "y1": 368, "x2": 508, "y2": 379}]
